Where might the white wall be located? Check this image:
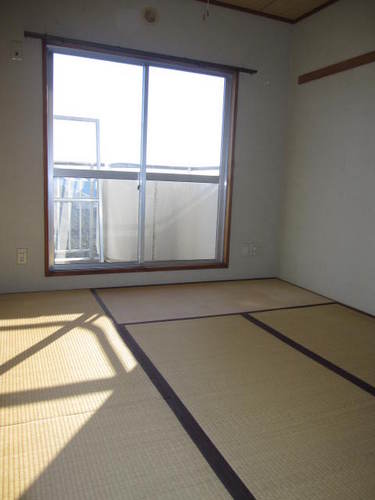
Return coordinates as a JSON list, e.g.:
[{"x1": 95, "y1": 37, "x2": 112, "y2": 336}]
[
  {"x1": 280, "y1": 0, "x2": 375, "y2": 314},
  {"x1": 0, "y1": 0, "x2": 290, "y2": 292}
]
